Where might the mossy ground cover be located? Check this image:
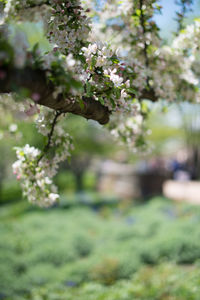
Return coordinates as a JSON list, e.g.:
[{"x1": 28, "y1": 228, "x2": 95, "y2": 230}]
[{"x1": 0, "y1": 197, "x2": 200, "y2": 299}]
